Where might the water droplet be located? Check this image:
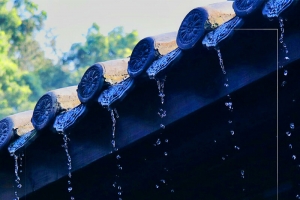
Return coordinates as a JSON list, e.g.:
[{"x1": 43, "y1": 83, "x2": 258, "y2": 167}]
[
  {"x1": 290, "y1": 123, "x2": 295, "y2": 129},
  {"x1": 286, "y1": 131, "x2": 291, "y2": 136},
  {"x1": 119, "y1": 198, "x2": 122, "y2": 200},
  {"x1": 156, "y1": 185, "x2": 159, "y2": 188},
  {"x1": 234, "y1": 146, "x2": 240, "y2": 150},
  {"x1": 113, "y1": 182, "x2": 116, "y2": 187},
  {"x1": 214, "y1": 140, "x2": 217, "y2": 143},
  {"x1": 111, "y1": 140, "x2": 116, "y2": 147},
  {"x1": 164, "y1": 152, "x2": 168, "y2": 156},
  {"x1": 289, "y1": 144, "x2": 292, "y2": 149},
  {"x1": 279, "y1": 65, "x2": 283, "y2": 69},
  {"x1": 283, "y1": 43, "x2": 287, "y2": 48},
  {"x1": 160, "y1": 179, "x2": 166, "y2": 184},
  {"x1": 292, "y1": 155, "x2": 297, "y2": 160},
  {"x1": 116, "y1": 155, "x2": 121, "y2": 160},
  {"x1": 230, "y1": 130, "x2": 234, "y2": 135},
  {"x1": 20, "y1": 170, "x2": 22, "y2": 173},
  {"x1": 224, "y1": 83, "x2": 229, "y2": 87},
  {"x1": 284, "y1": 70, "x2": 288, "y2": 76},
  {"x1": 68, "y1": 180, "x2": 71, "y2": 184},
  {"x1": 171, "y1": 189, "x2": 175, "y2": 193},
  {"x1": 296, "y1": 194, "x2": 300, "y2": 199},
  {"x1": 241, "y1": 170, "x2": 244, "y2": 176},
  {"x1": 156, "y1": 138, "x2": 161, "y2": 145},
  {"x1": 222, "y1": 157, "x2": 225, "y2": 160},
  {"x1": 68, "y1": 187, "x2": 72, "y2": 192},
  {"x1": 68, "y1": 172, "x2": 72, "y2": 178},
  {"x1": 160, "y1": 124, "x2": 165, "y2": 129},
  {"x1": 118, "y1": 186, "x2": 122, "y2": 190},
  {"x1": 228, "y1": 120, "x2": 232, "y2": 124},
  {"x1": 281, "y1": 81, "x2": 286, "y2": 87},
  {"x1": 284, "y1": 56, "x2": 290, "y2": 60},
  {"x1": 118, "y1": 191, "x2": 122, "y2": 195},
  {"x1": 71, "y1": 197, "x2": 75, "y2": 200},
  {"x1": 165, "y1": 139, "x2": 168, "y2": 143},
  {"x1": 17, "y1": 184, "x2": 22, "y2": 188}
]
